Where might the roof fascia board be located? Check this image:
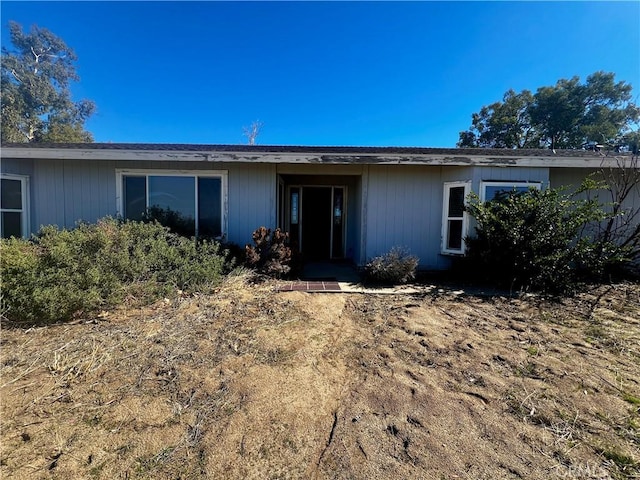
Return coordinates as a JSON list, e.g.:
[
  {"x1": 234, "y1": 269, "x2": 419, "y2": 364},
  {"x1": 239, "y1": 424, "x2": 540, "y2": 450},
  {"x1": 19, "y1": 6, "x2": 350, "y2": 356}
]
[{"x1": 1, "y1": 147, "x2": 636, "y2": 169}]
